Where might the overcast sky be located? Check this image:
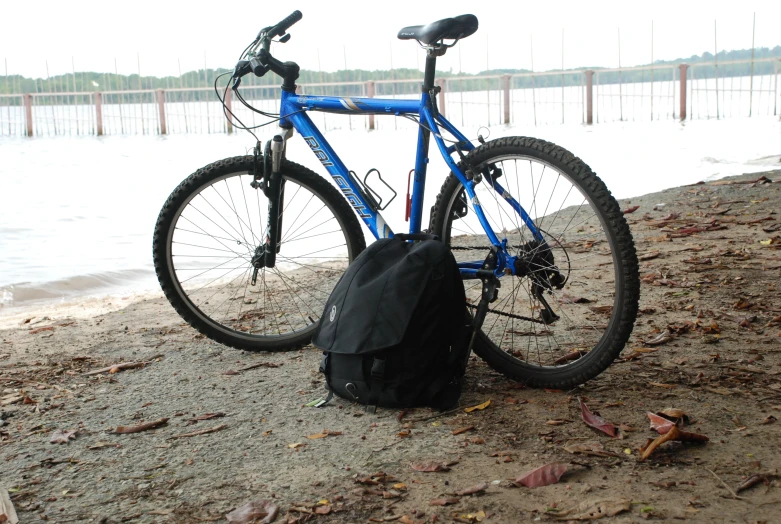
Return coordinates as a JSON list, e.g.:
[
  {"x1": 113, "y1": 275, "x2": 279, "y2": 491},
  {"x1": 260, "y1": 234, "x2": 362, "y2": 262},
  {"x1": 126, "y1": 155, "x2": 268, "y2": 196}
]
[{"x1": 2, "y1": 0, "x2": 779, "y2": 79}]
